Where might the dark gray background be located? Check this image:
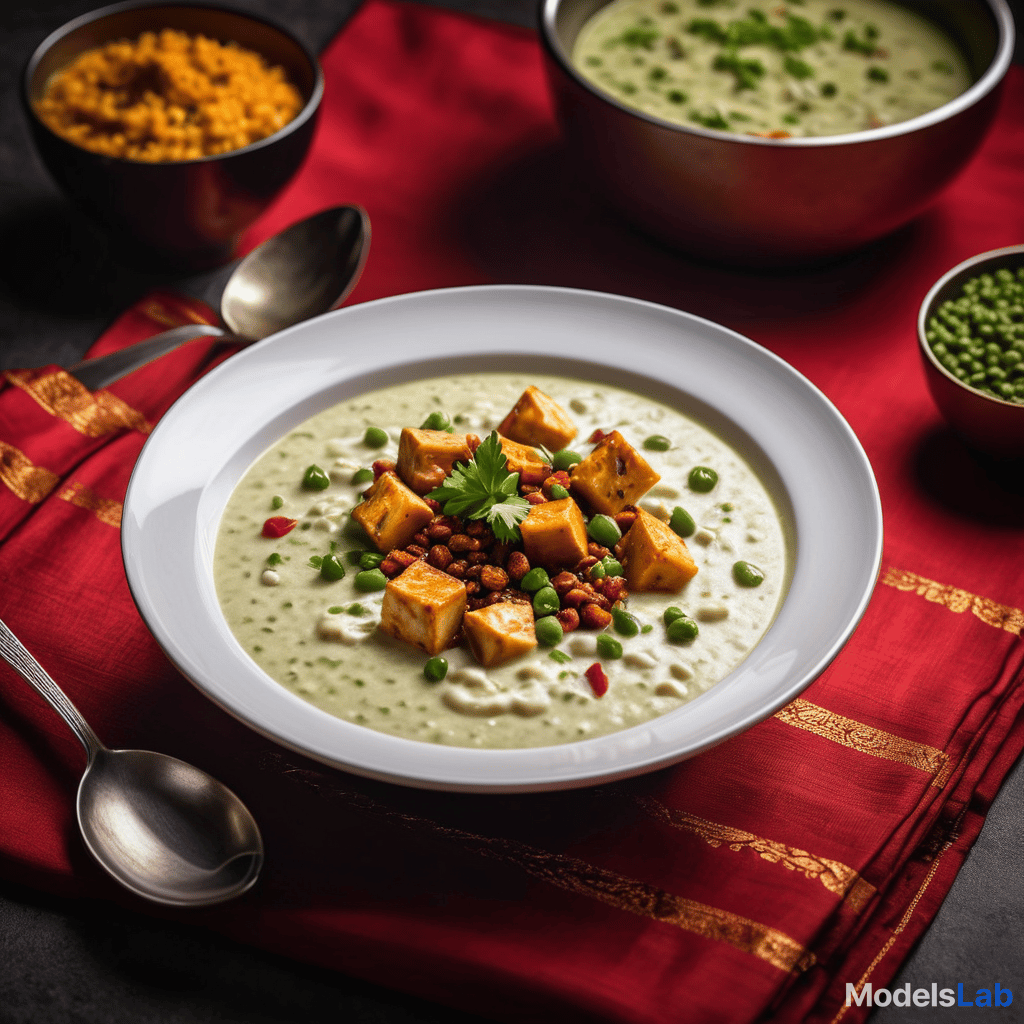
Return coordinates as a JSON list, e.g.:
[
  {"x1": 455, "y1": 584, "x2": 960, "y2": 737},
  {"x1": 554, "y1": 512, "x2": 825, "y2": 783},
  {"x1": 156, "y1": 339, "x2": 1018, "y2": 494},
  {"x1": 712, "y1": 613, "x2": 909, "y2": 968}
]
[{"x1": 1, "y1": 1, "x2": 1023, "y2": 1022}]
